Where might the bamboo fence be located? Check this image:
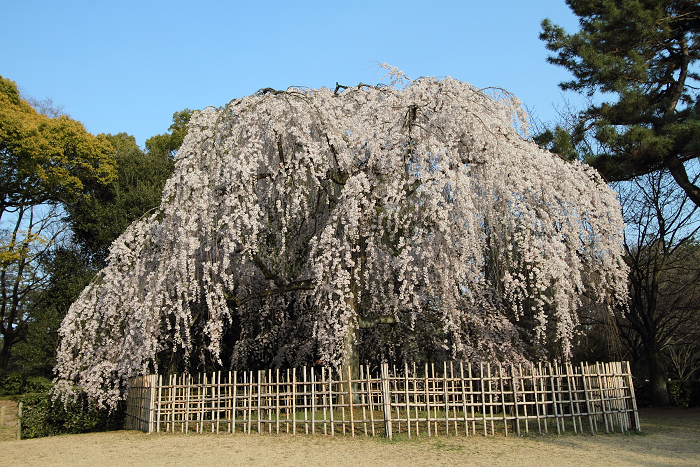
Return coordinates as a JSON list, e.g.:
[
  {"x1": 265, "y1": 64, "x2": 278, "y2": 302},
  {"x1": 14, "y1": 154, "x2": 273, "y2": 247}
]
[{"x1": 125, "y1": 361, "x2": 640, "y2": 439}]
